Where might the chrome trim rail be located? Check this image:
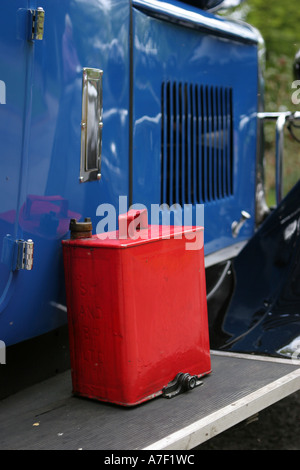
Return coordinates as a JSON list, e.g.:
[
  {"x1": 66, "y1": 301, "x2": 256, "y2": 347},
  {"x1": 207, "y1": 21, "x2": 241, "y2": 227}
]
[
  {"x1": 258, "y1": 111, "x2": 300, "y2": 205},
  {"x1": 132, "y1": 0, "x2": 259, "y2": 44}
]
